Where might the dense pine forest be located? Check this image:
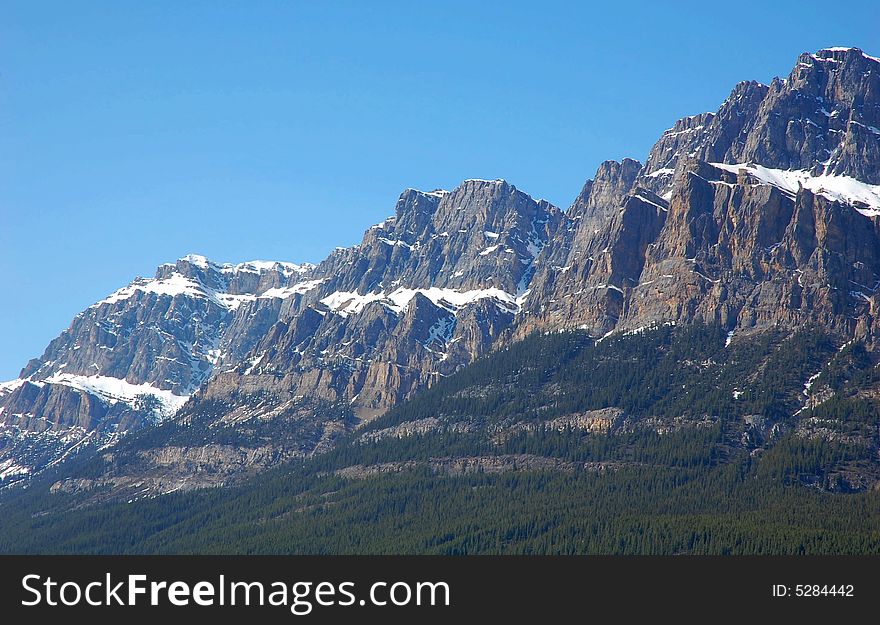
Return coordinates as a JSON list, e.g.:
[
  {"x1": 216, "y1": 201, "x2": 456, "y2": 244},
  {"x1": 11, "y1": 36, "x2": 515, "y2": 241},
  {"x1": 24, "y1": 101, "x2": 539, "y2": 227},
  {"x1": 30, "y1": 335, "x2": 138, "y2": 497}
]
[{"x1": 2, "y1": 324, "x2": 879, "y2": 554}]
